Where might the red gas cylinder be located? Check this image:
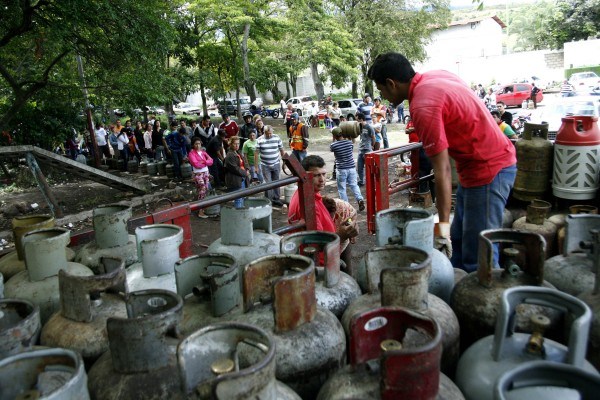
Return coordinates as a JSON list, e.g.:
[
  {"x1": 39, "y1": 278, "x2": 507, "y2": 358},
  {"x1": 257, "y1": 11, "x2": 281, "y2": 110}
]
[{"x1": 553, "y1": 116, "x2": 600, "y2": 200}]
